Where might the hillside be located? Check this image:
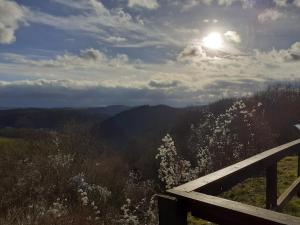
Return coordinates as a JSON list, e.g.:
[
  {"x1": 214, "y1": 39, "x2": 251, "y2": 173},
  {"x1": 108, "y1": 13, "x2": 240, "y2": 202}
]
[
  {"x1": 96, "y1": 105, "x2": 205, "y2": 150},
  {"x1": 0, "y1": 105, "x2": 129, "y2": 130}
]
